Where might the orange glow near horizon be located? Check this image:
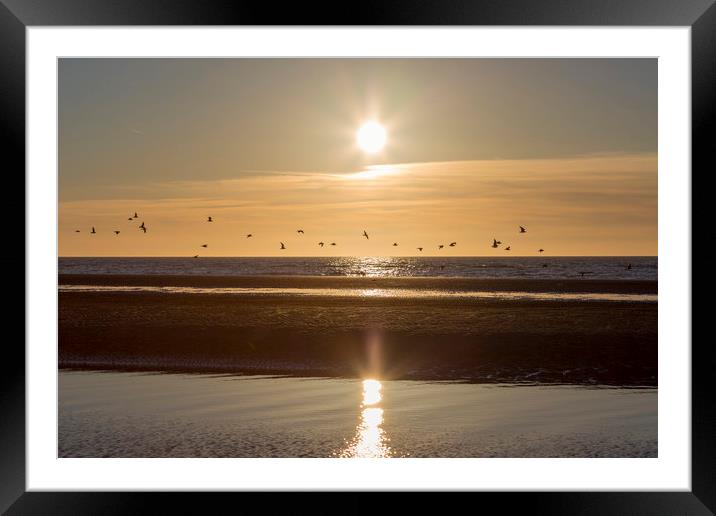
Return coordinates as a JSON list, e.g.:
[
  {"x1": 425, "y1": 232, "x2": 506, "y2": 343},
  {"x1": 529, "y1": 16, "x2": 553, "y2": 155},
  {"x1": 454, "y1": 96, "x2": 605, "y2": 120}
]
[{"x1": 59, "y1": 154, "x2": 657, "y2": 257}]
